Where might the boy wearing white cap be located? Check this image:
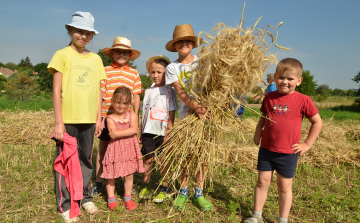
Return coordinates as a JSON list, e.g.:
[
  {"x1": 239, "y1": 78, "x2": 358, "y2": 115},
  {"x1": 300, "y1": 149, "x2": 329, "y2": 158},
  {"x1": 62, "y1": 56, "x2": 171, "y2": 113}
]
[{"x1": 91, "y1": 36, "x2": 144, "y2": 196}]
